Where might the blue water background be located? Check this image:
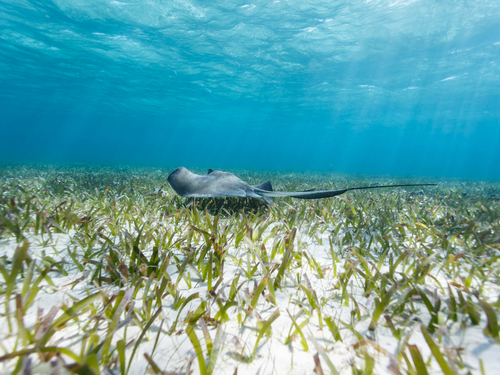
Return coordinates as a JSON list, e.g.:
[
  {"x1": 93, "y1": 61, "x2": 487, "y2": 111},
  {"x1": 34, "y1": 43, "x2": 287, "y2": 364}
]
[{"x1": 1, "y1": 1, "x2": 499, "y2": 179}]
